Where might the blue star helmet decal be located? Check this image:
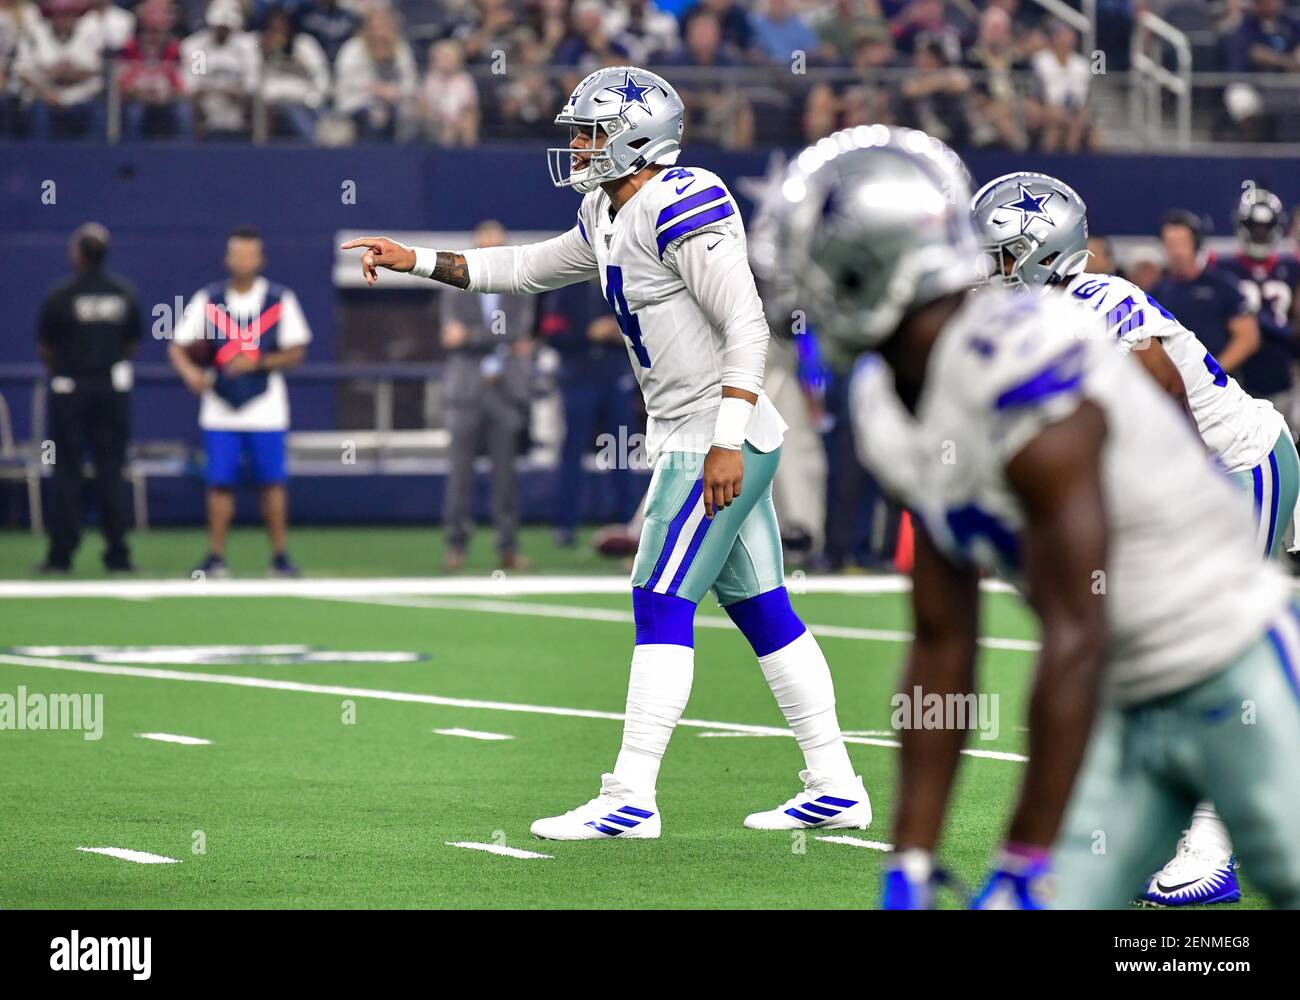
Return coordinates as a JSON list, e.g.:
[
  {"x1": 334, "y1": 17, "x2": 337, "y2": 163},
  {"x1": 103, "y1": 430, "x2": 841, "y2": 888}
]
[
  {"x1": 604, "y1": 71, "x2": 654, "y2": 113},
  {"x1": 998, "y1": 183, "x2": 1056, "y2": 235}
]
